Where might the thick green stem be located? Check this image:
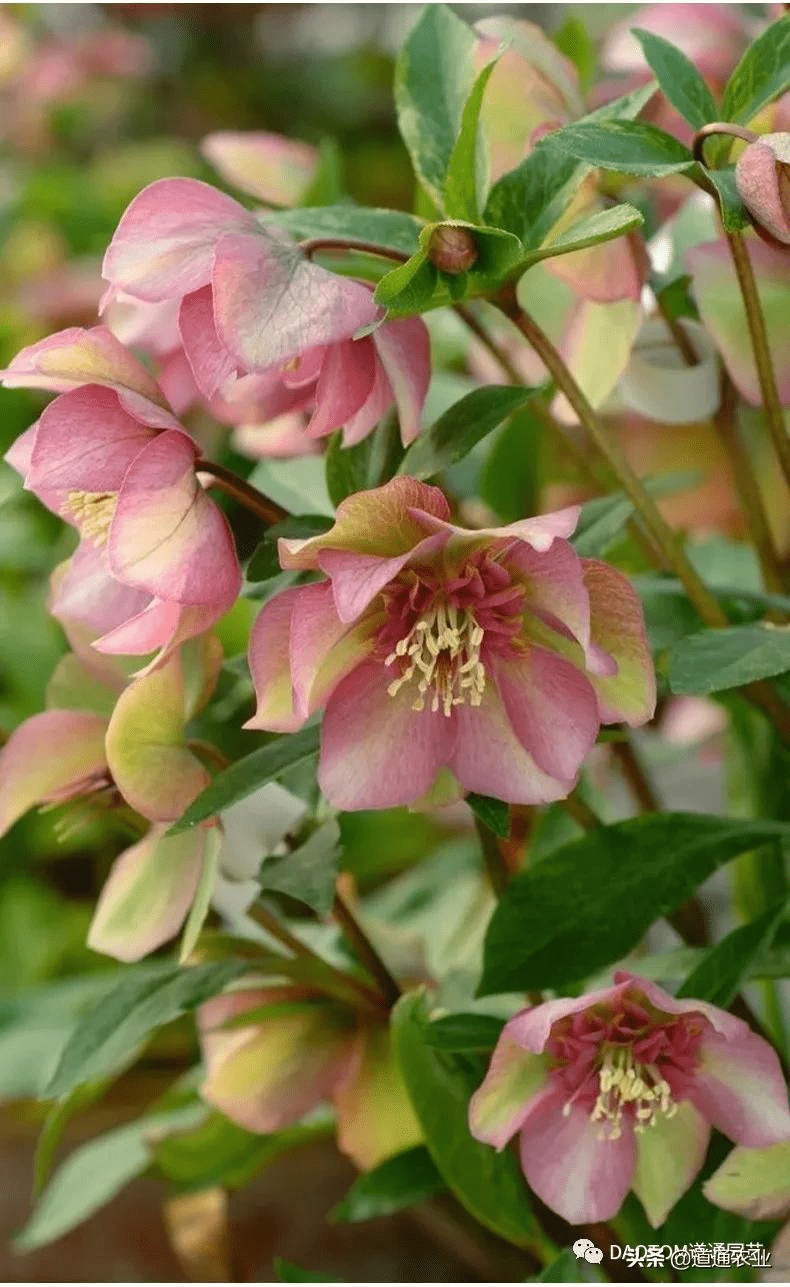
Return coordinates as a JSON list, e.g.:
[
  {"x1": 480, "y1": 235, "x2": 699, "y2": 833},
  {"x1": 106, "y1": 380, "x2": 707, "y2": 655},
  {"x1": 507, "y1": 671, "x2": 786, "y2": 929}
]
[{"x1": 332, "y1": 892, "x2": 402, "y2": 1008}]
